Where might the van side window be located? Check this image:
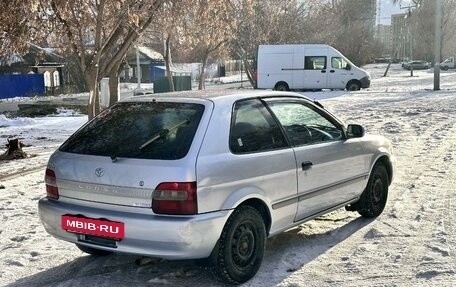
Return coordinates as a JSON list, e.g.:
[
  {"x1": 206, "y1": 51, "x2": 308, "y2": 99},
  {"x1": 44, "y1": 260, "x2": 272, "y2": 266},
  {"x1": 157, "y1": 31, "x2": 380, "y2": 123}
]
[
  {"x1": 331, "y1": 57, "x2": 349, "y2": 69},
  {"x1": 230, "y1": 99, "x2": 288, "y2": 154},
  {"x1": 304, "y1": 56, "x2": 326, "y2": 70}
]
